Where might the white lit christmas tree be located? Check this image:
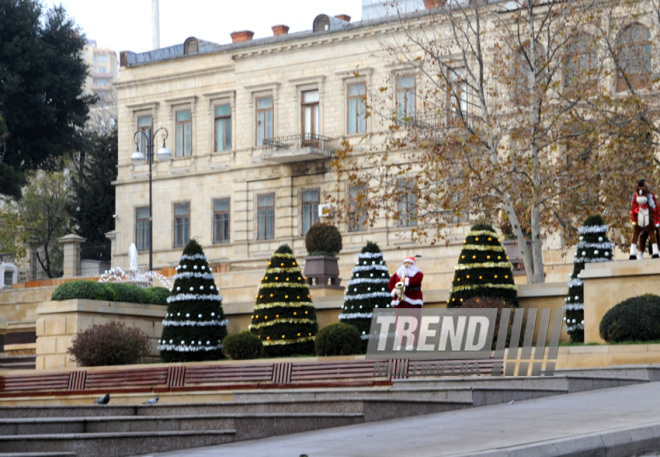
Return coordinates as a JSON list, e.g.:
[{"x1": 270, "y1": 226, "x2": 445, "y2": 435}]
[
  {"x1": 564, "y1": 215, "x2": 614, "y2": 343},
  {"x1": 159, "y1": 239, "x2": 228, "y2": 362},
  {"x1": 338, "y1": 242, "x2": 391, "y2": 352}
]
